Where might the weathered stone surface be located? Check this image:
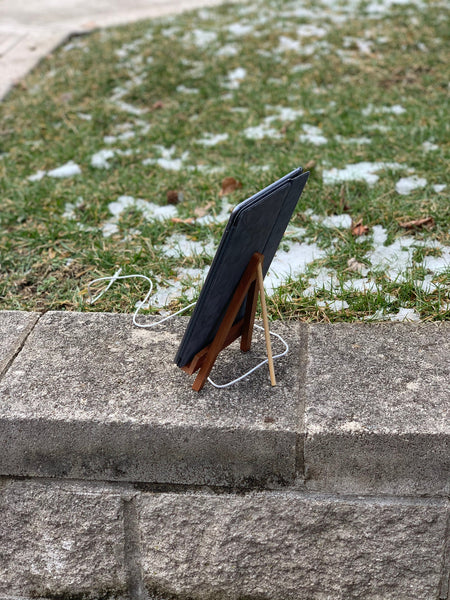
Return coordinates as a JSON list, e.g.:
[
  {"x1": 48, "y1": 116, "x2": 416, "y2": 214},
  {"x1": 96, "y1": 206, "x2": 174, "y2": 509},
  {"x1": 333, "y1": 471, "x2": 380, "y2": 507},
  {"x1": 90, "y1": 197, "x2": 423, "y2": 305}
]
[
  {"x1": 303, "y1": 323, "x2": 450, "y2": 496},
  {"x1": 0, "y1": 480, "x2": 128, "y2": 598},
  {"x1": 0, "y1": 311, "x2": 39, "y2": 378},
  {"x1": 0, "y1": 311, "x2": 305, "y2": 486},
  {"x1": 138, "y1": 490, "x2": 448, "y2": 600}
]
